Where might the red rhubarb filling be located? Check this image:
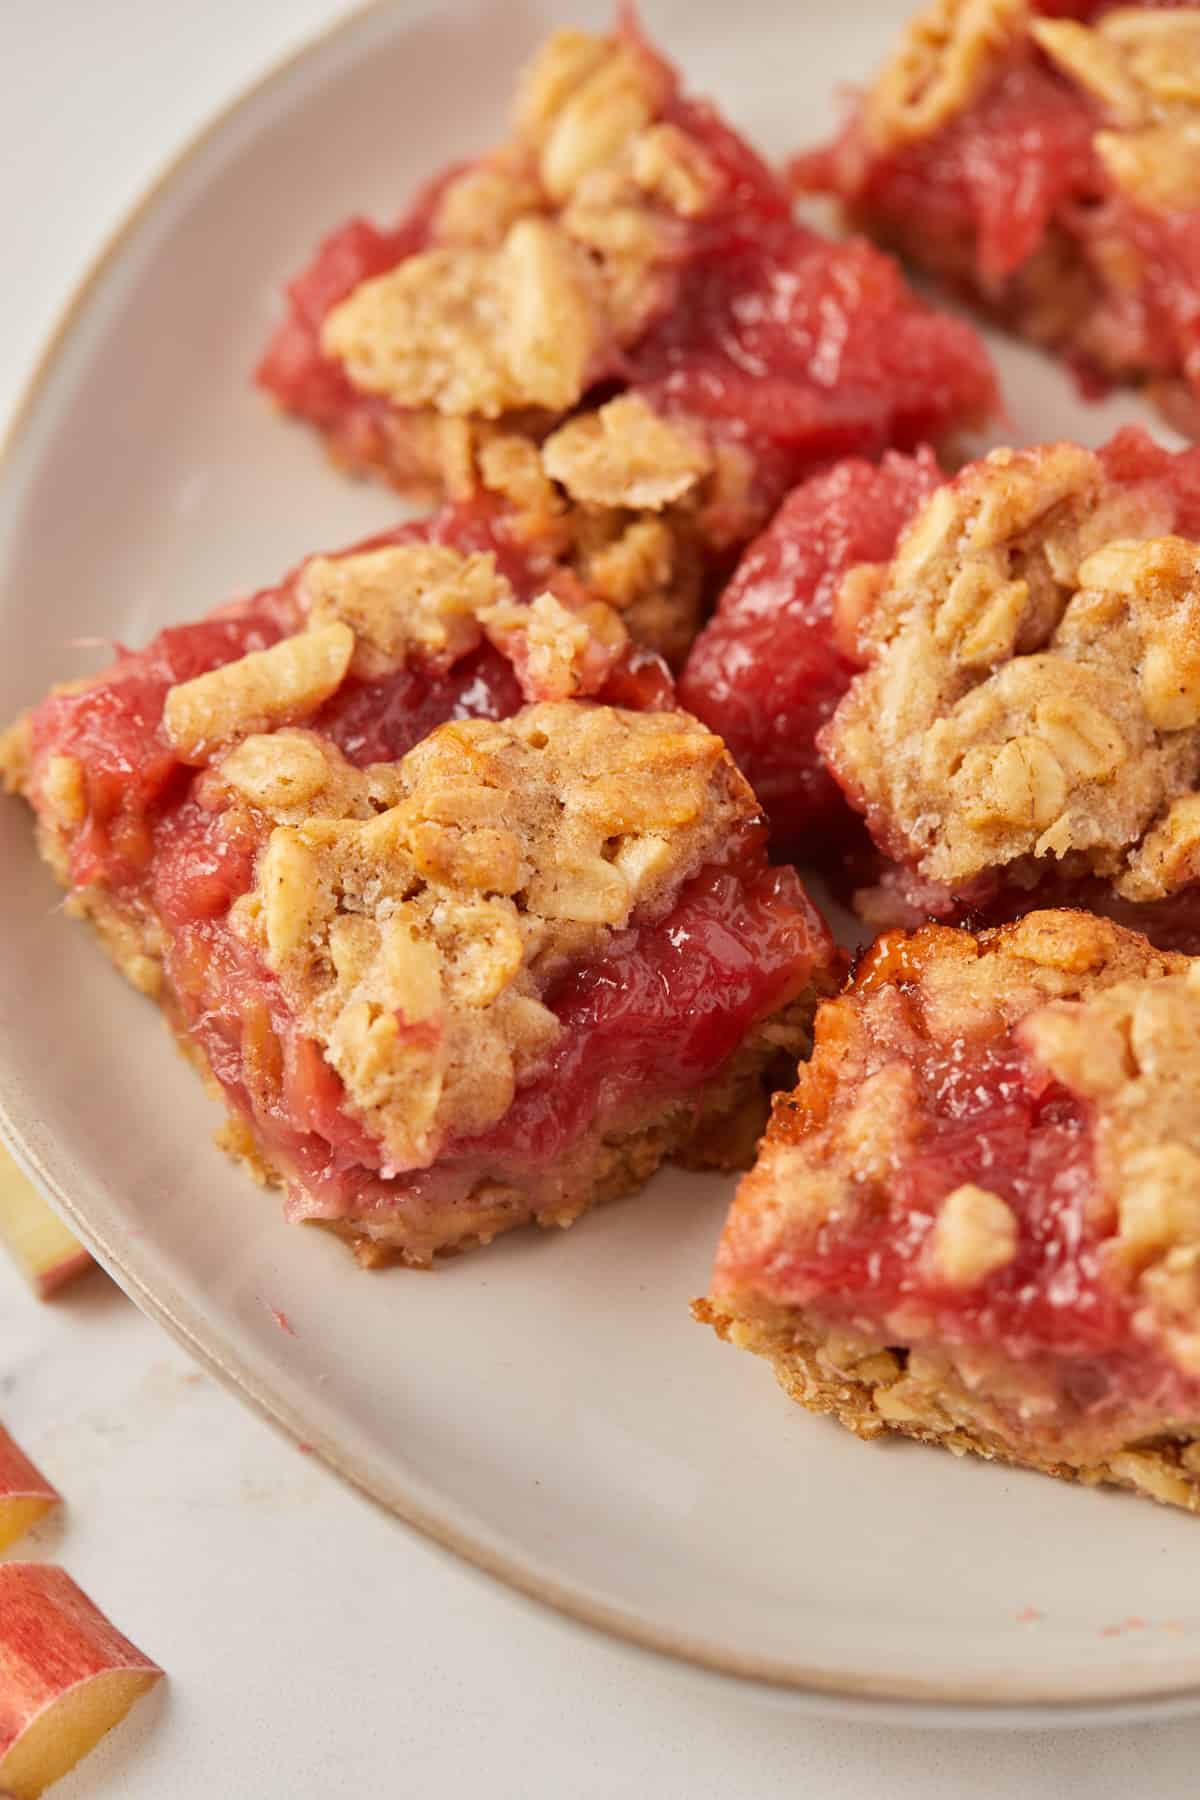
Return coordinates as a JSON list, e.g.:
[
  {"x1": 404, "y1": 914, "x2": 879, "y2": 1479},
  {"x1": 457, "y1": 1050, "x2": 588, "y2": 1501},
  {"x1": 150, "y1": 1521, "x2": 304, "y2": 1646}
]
[
  {"x1": 679, "y1": 448, "x2": 945, "y2": 843},
  {"x1": 625, "y1": 230, "x2": 991, "y2": 509}
]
